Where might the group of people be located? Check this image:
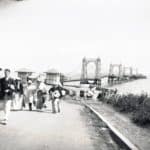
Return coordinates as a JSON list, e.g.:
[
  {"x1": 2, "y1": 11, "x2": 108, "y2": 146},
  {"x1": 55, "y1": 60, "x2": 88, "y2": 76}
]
[
  {"x1": 0, "y1": 68, "x2": 118, "y2": 125},
  {"x1": 23, "y1": 78, "x2": 64, "y2": 113},
  {"x1": 0, "y1": 69, "x2": 65, "y2": 125}
]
